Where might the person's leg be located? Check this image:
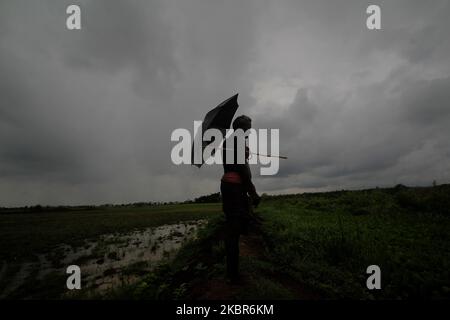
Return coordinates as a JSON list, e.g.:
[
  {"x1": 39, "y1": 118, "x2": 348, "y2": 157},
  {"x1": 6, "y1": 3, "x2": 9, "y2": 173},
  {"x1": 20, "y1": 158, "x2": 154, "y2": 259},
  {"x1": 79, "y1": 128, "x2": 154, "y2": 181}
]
[
  {"x1": 225, "y1": 218, "x2": 240, "y2": 280},
  {"x1": 221, "y1": 182, "x2": 246, "y2": 281}
]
